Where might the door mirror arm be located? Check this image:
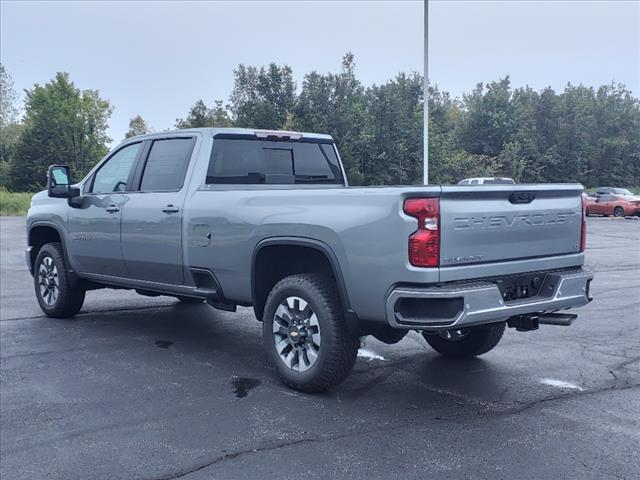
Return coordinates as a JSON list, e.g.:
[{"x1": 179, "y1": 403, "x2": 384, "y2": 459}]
[{"x1": 67, "y1": 186, "x2": 83, "y2": 208}]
